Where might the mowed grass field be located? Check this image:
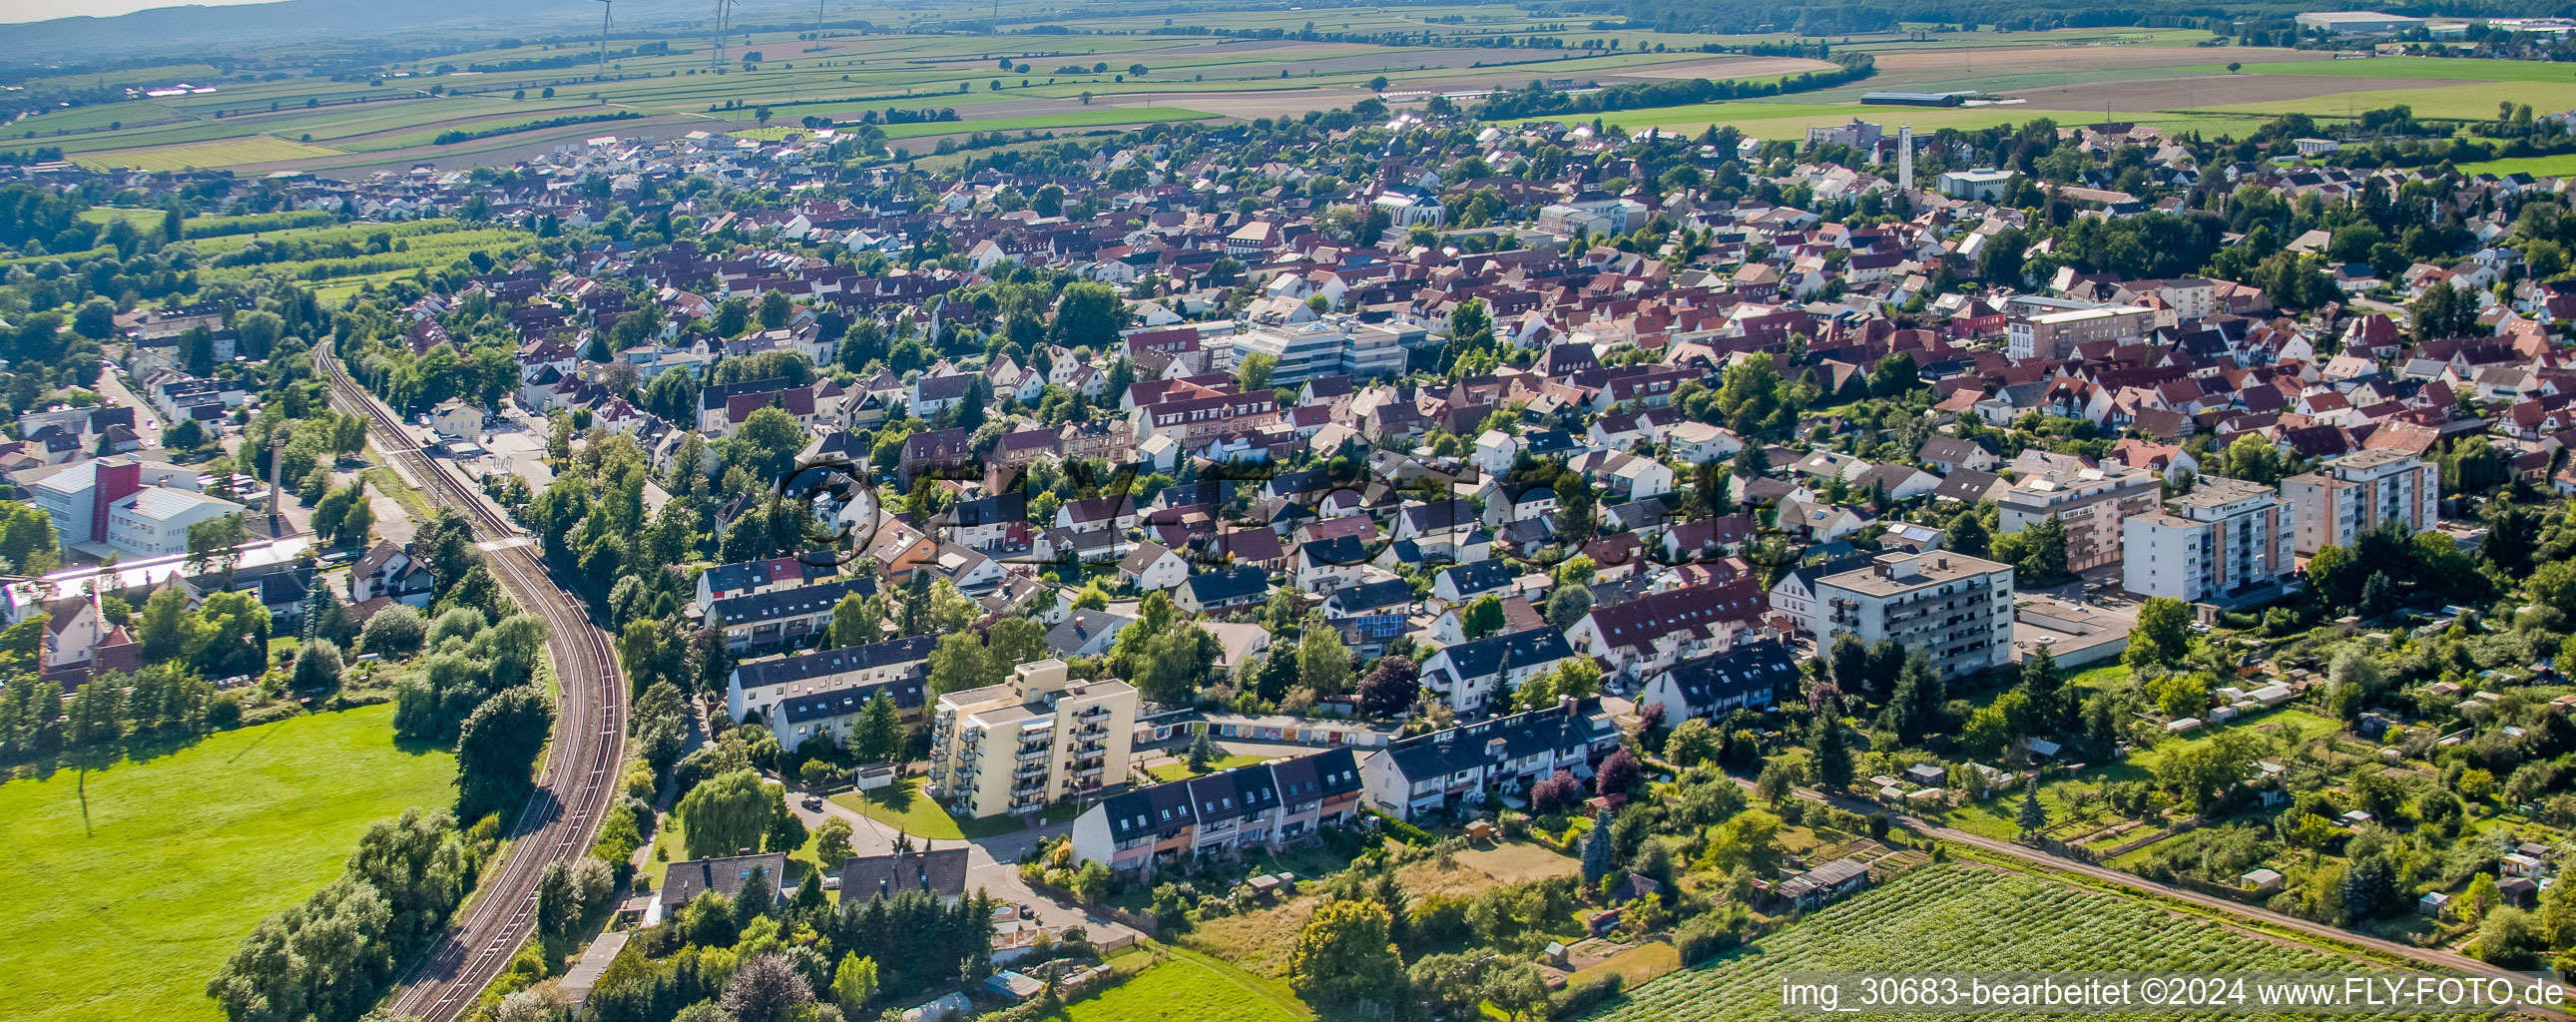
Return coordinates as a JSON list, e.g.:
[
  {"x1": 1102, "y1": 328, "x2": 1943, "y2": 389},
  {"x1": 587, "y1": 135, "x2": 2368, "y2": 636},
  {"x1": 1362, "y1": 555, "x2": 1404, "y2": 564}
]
[
  {"x1": 0, "y1": 705, "x2": 456, "y2": 1022},
  {"x1": 1064, "y1": 947, "x2": 1311, "y2": 1022}
]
